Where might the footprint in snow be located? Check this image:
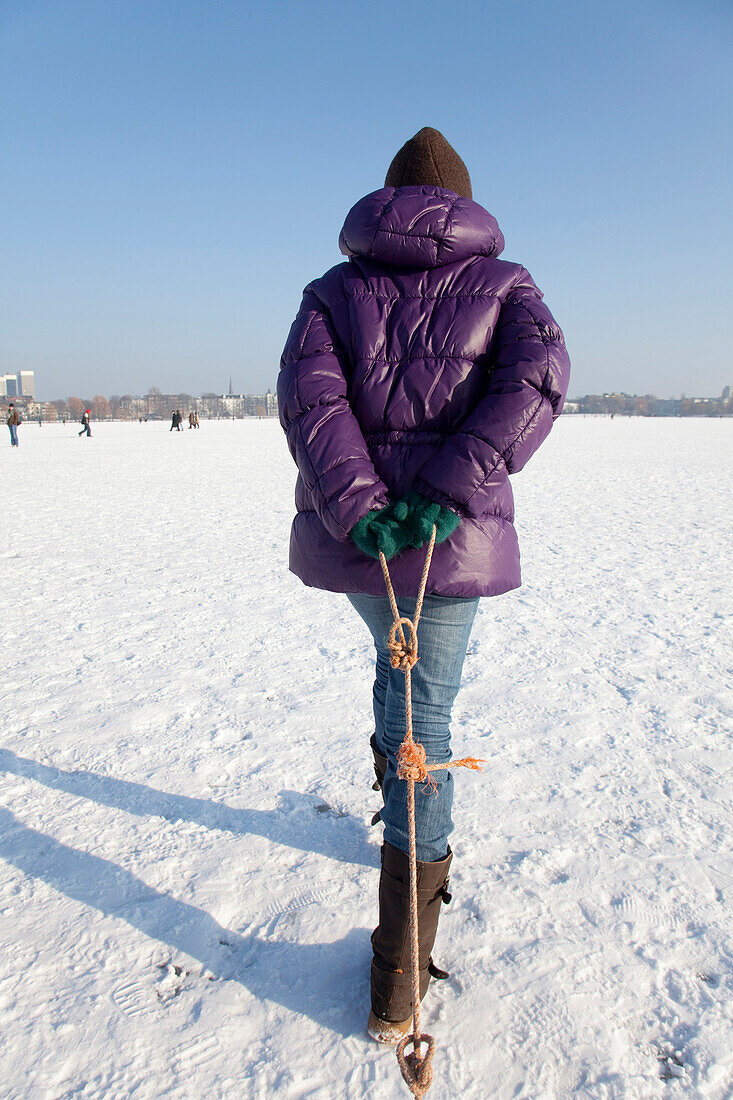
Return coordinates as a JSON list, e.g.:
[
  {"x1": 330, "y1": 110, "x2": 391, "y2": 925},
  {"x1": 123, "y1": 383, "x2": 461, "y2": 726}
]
[
  {"x1": 277, "y1": 790, "x2": 348, "y2": 818},
  {"x1": 155, "y1": 960, "x2": 192, "y2": 1004},
  {"x1": 655, "y1": 1044, "x2": 687, "y2": 1082}
]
